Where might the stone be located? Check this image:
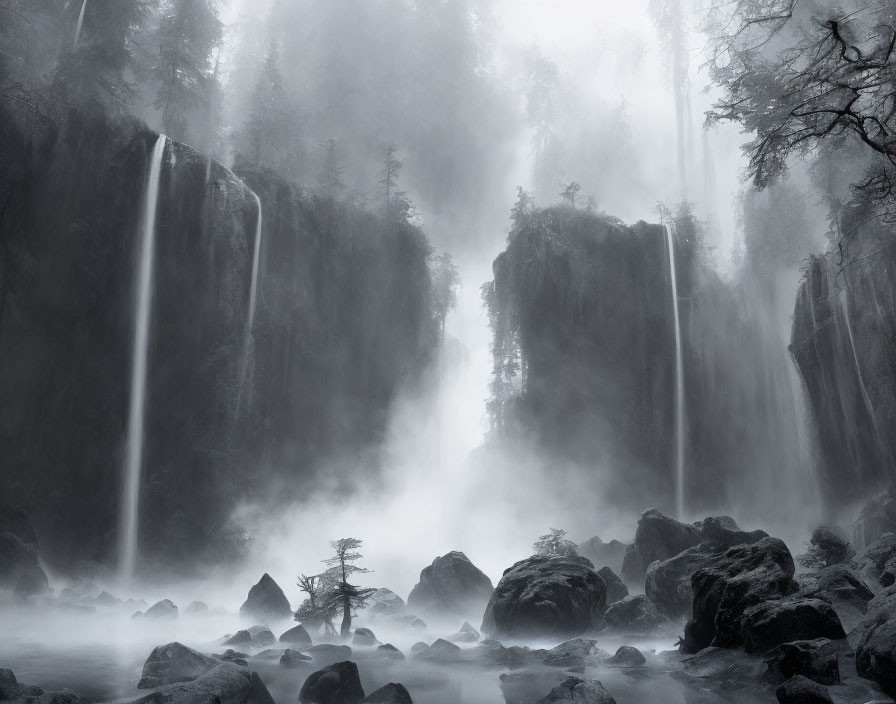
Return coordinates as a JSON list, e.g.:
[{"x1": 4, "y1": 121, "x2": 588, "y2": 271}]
[
  {"x1": 741, "y1": 598, "x2": 846, "y2": 654},
  {"x1": 537, "y1": 676, "x2": 617, "y2": 704},
  {"x1": 281, "y1": 648, "x2": 312, "y2": 667},
  {"x1": 446, "y1": 621, "x2": 479, "y2": 643},
  {"x1": 775, "y1": 675, "x2": 833, "y2": 704},
  {"x1": 251, "y1": 629, "x2": 276, "y2": 647},
  {"x1": 764, "y1": 639, "x2": 840, "y2": 686},
  {"x1": 406, "y1": 551, "x2": 494, "y2": 620},
  {"x1": 280, "y1": 624, "x2": 312, "y2": 645},
  {"x1": 96, "y1": 591, "x2": 122, "y2": 607},
  {"x1": 137, "y1": 642, "x2": 220, "y2": 689},
  {"x1": 800, "y1": 526, "x2": 853, "y2": 567},
  {"x1": 217, "y1": 649, "x2": 249, "y2": 666},
  {"x1": 621, "y1": 510, "x2": 767, "y2": 584},
  {"x1": 797, "y1": 565, "x2": 874, "y2": 631},
  {"x1": 352, "y1": 627, "x2": 379, "y2": 647},
  {"x1": 13, "y1": 564, "x2": 48, "y2": 600},
  {"x1": 603, "y1": 595, "x2": 662, "y2": 633},
  {"x1": 606, "y1": 646, "x2": 646, "y2": 666},
  {"x1": 481, "y1": 555, "x2": 606, "y2": 638},
  {"x1": 376, "y1": 644, "x2": 405, "y2": 662},
  {"x1": 859, "y1": 533, "x2": 896, "y2": 588},
  {"x1": 426, "y1": 638, "x2": 461, "y2": 663},
  {"x1": 224, "y1": 630, "x2": 252, "y2": 646},
  {"x1": 645, "y1": 543, "x2": 716, "y2": 618},
  {"x1": 145, "y1": 599, "x2": 178, "y2": 620},
  {"x1": 360, "y1": 683, "x2": 412, "y2": 704},
  {"x1": 298, "y1": 661, "x2": 365, "y2": 704},
  {"x1": 239, "y1": 573, "x2": 291, "y2": 622},
  {"x1": 128, "y1": 662, "x2": 274, "y2": 704},
  {"x1": 596, "y1": 567, "x2": 627, "y2": 606},
  {"x1": 855, "y1": 585, "x2": 896, "y2": 691},
  {"x1": 681, "y1": 537, "x2": 795, "y2": 653},
  {"x1": 368, "y1": 588, "x2": 405, "y2": 616},
  {"x1": 0, "y1": 532, "x2": 39, "y2": 589}
]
